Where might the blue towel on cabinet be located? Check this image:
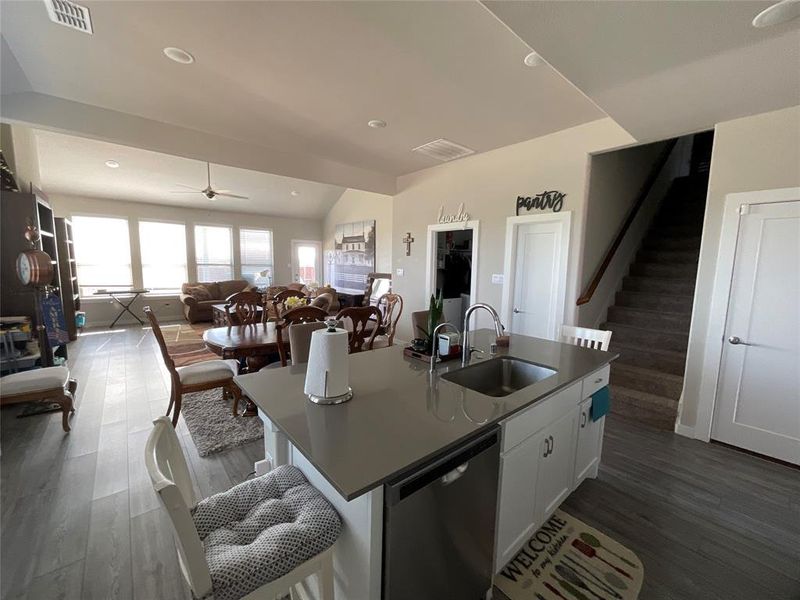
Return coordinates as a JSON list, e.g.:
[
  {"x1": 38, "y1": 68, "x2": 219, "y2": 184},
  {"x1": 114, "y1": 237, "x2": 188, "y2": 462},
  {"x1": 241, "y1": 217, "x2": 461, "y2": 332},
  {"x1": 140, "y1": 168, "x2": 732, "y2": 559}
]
[{"x1": 590, "y1": 386, "x2": 610, "y2": 422}]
